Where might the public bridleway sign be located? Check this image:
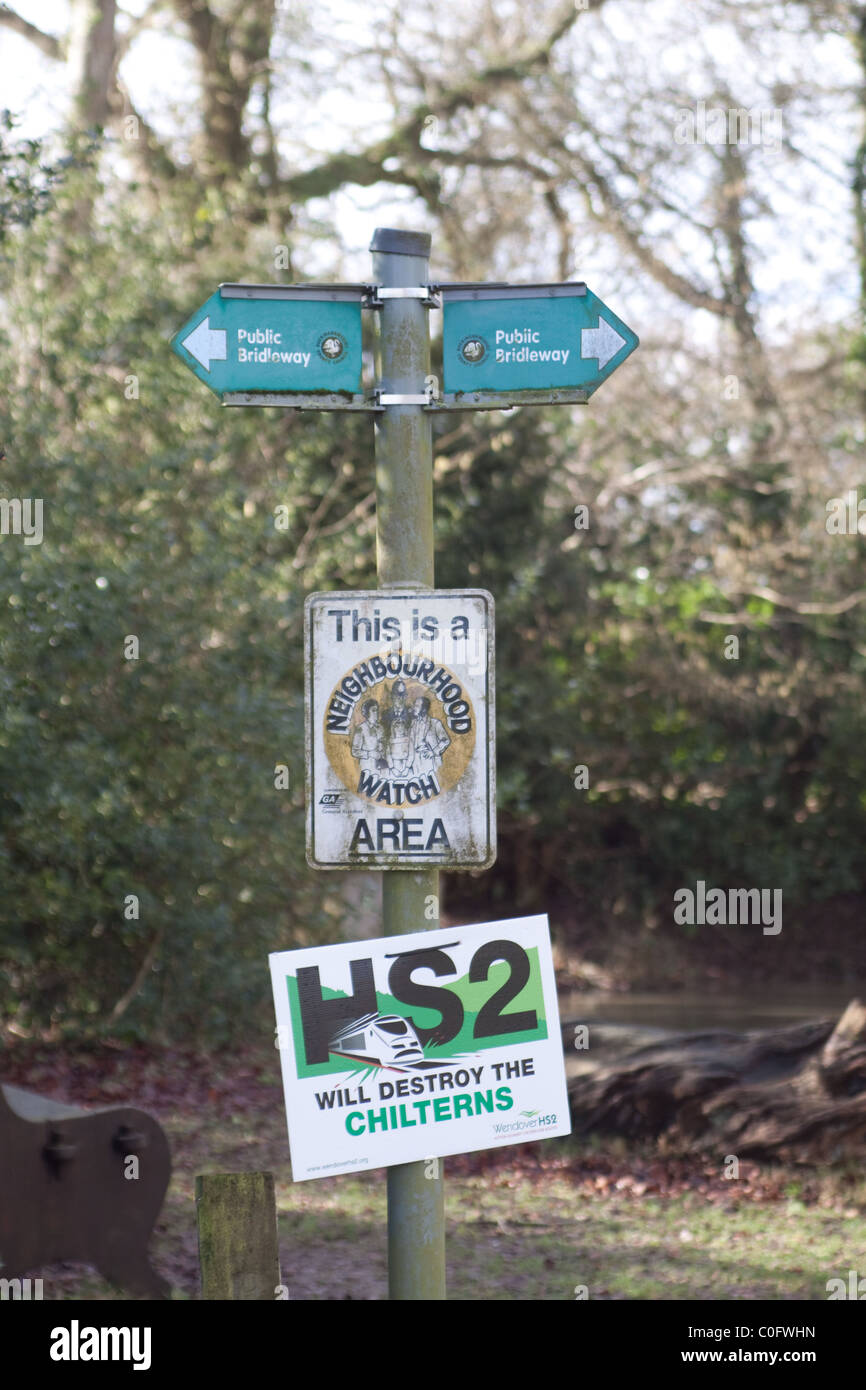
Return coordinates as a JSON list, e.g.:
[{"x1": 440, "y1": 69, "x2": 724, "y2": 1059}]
[
  {"x1": 170, "y1": 282, "x2": 366, "y2": 407},
  {"x1": 270, "y1": 913, "x2": 571, "y2": 1181},
  {"x1": 171, "y1": 279, "x2": 638, "y2": 411},
  {"x1": 305, "y1": 589, "x2": 494, "y2": 870},
  {"x1": 439, "y1": 282, "x2": 638, "y2": 408}
]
